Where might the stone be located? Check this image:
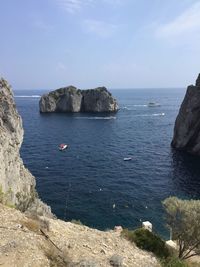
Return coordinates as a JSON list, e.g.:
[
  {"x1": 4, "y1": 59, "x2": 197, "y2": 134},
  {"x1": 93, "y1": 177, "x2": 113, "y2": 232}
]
[
  {"x1": 171, "y1": 74, "x2": 200, "y2": 155},
  {"x1": 114, "y1": 226, "x2": 123, "y2": 233},
  {"x1": 142, "y1": 221, "x2": 152, "y2": 232},
  {"x1": 39, "y1": 86, "x2": 119, "y2": 113},
  {"x1": 109, "y1": 254, "x2": 123, "y2": 267},
  {"x1": 78, "y1": 260, "x2": 99, "y2": 267},
  {"x1": 165, "y1": 240, "x2": 177, "y2": 250},
  {"x1": 0, "y1": 78, "x2": 52, "y2": 217}
]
